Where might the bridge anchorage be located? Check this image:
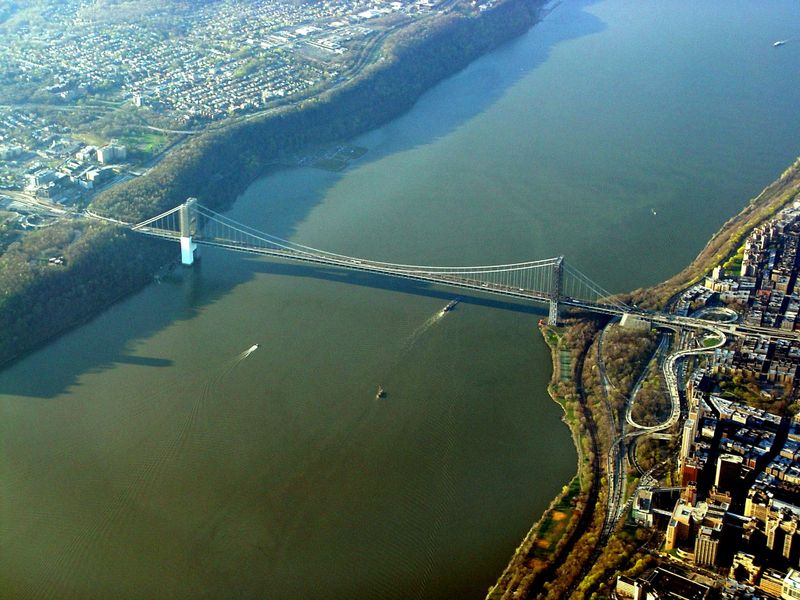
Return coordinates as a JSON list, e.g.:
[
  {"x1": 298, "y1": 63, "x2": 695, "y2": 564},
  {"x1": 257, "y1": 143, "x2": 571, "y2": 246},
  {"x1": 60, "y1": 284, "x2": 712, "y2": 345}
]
[{"x1": 131, "y1": 197, "x2": 625, "y2": 324}]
